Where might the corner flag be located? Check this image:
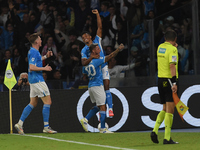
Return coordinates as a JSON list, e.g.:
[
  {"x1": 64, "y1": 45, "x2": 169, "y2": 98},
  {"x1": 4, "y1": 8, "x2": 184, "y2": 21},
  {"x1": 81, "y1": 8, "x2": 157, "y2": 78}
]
[
  {"x1": 173, "y1": 92, "x2": 189, "y2": 121},
  {"x1": 168, "y1": 79, "x2": 189, "y2": 121},
  {"x1": 4, "y1": 59, "x2": 17, "y2": 90}
]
